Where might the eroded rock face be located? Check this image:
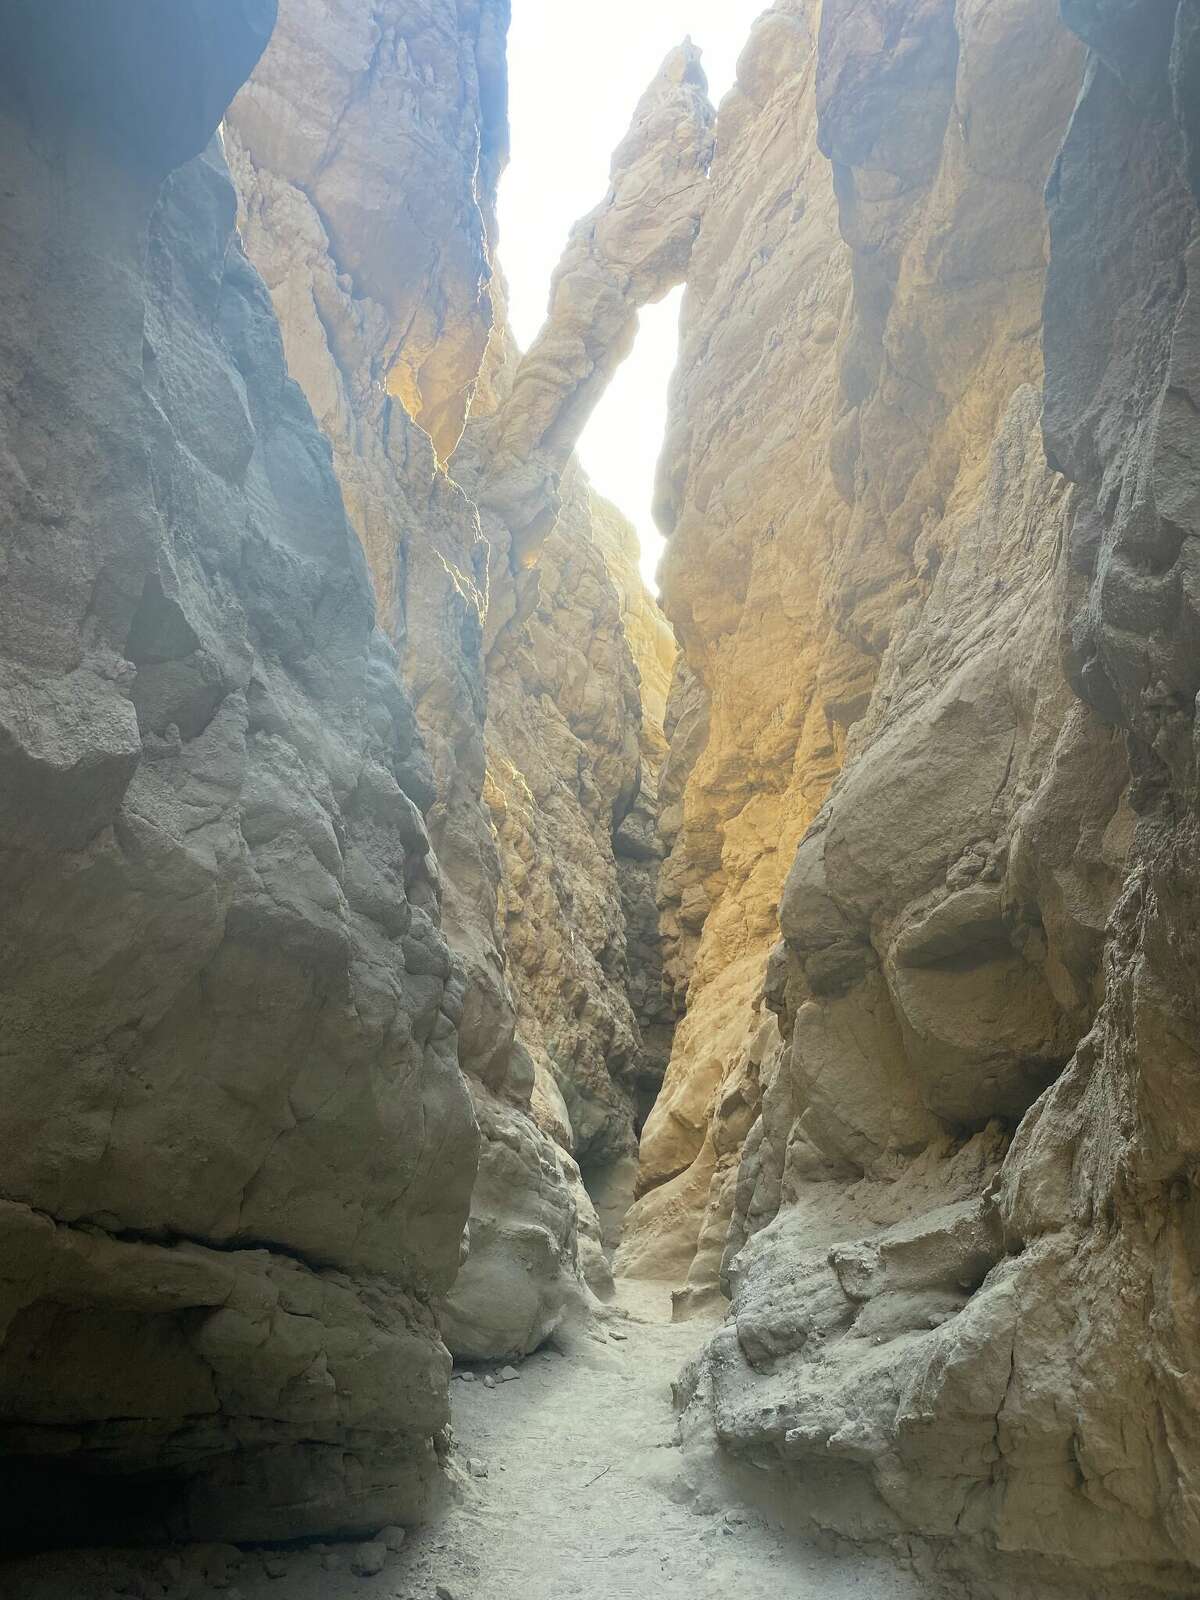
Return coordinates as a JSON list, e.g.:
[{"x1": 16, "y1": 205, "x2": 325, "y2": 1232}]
[
  {"x1": 664, "y1": 1, "x2": 1200, "y2": 1593},
  {"x1": 0, "y1": 0, "x2": 475, "y2": 1545},
  {"x1": 229, "y1": 11, "x2": 690, "y2": 1360},
  {"x1": 449, "y1": 43, "x2": 712, "y2": 1281},
  {"x1": 225, "y1": 1, "x2": 516, "y2": 1097},
  {"x1": 461, "y1": 40, "x2": 716, "y2": 599},
  {"x1": 621, "y1": 0, "x2": 866, "y2": 1299}
]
